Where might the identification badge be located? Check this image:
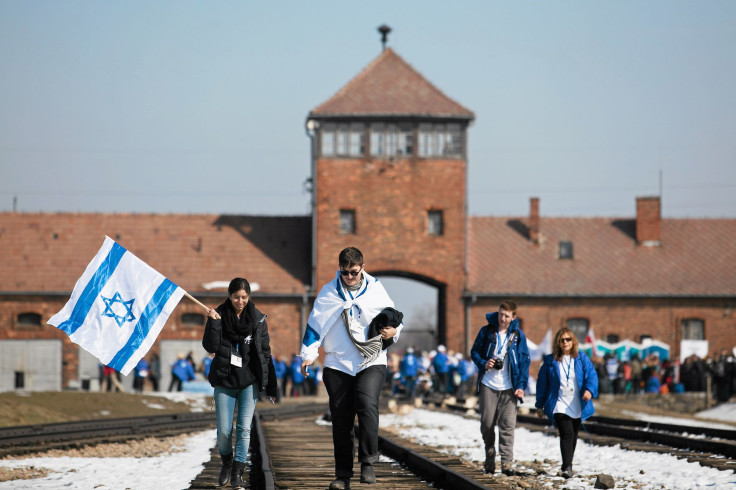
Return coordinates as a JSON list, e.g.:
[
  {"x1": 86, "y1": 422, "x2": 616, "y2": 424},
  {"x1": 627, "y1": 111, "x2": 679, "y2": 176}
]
[{"x1": 231, "y1": 353, "x2": 242, "y2": 367}]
